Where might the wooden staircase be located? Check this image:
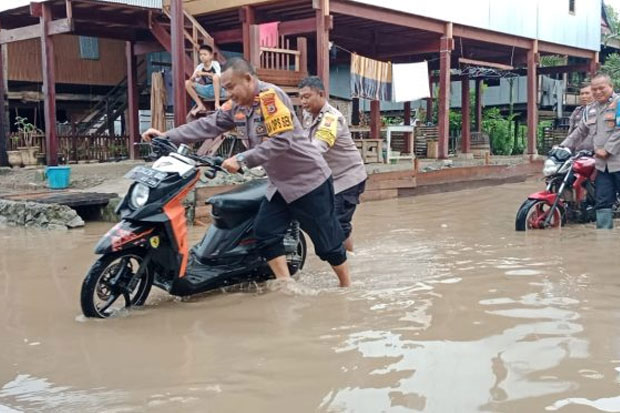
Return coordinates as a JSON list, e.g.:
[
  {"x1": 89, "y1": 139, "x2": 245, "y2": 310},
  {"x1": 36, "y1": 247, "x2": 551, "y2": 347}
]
[
  {"x1": 149, "y1": 6, "x2": 225, "y2": 79},
  {"x1": 75, "y1": 59, "x2": 148, "y2": 135}
]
